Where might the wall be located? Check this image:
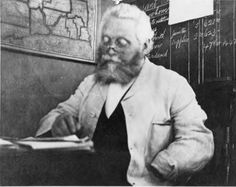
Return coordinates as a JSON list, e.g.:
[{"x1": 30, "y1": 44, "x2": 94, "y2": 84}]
[{"x1": 0, "y1": 0, "x2": 113, "y2": 138}]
